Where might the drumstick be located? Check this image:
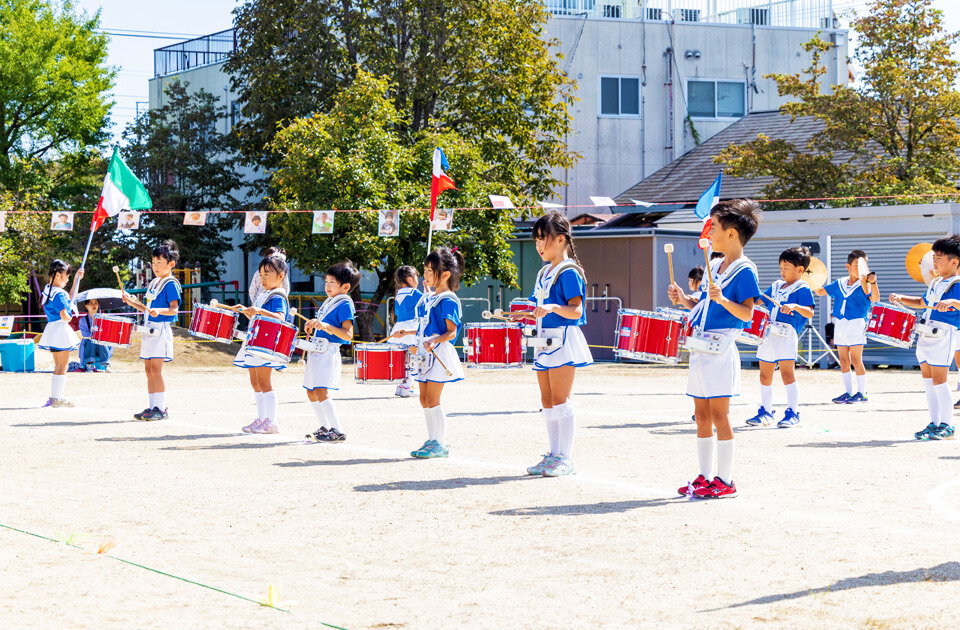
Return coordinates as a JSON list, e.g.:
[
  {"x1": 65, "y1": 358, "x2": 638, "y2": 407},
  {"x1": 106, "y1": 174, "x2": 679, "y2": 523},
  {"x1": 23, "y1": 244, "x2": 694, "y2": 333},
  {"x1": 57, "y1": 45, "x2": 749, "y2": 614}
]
[
  {"x1": 428, "y1": 347, "x2": 453, "y2": 377},
  {"x1": 664, "y1": 243, "x2": 677, "y2": 304},
  {"x1": 111, "y1": 266, "x2": 124, "y2": 291},
  {"x1": 481, "y1": 309, "x2": 514, "y2": 322},
  {"x1": 699, "y1": 239, "x2": 712, "y2": 286}
]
